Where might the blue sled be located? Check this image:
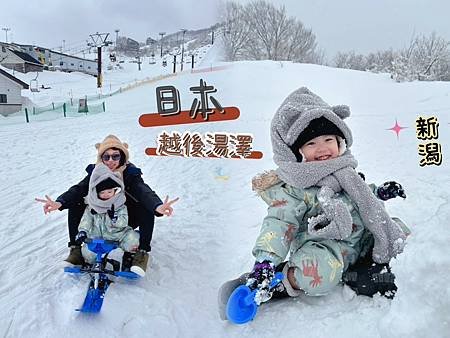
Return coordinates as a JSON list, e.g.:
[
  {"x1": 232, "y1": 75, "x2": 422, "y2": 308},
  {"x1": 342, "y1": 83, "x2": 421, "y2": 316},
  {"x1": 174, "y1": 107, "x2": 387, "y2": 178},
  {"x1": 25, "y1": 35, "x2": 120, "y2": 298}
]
[
  {"x1": 64, "y1": 238, "x2": 140, "y2": 313},
  {"x1": 226, "y1": 272, "x2": 284, "y2": 324}
]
